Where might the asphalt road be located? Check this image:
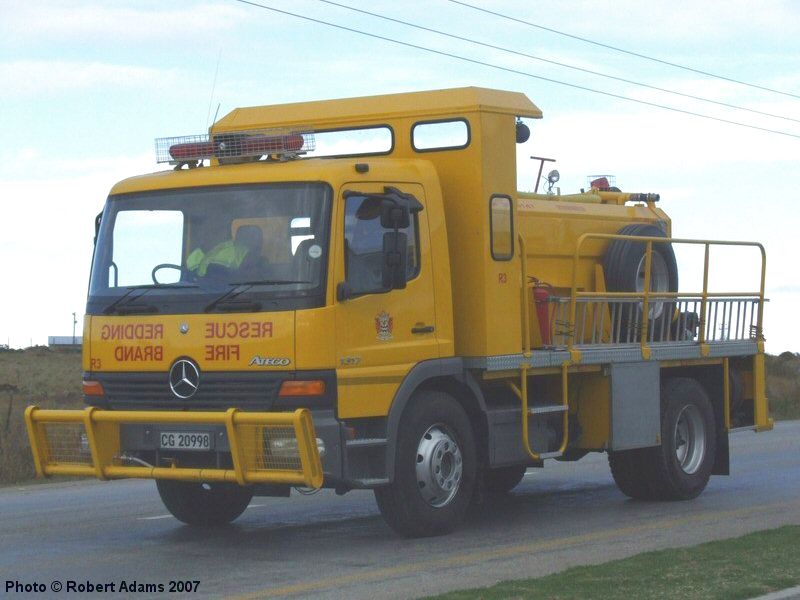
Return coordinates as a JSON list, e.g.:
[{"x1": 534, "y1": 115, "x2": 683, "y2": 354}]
[{"x1": 2, "y1": 421, "x2": 799, "y2": 599}]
